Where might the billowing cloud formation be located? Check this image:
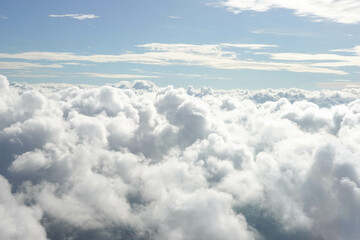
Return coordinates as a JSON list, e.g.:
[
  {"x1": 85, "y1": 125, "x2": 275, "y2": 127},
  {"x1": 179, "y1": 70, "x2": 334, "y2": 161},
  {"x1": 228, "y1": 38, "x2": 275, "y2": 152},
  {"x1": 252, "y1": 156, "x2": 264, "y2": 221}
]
[
  {"x1": 0, "y1": 176, "x2": 47, "y2": 240},
  {"x1": 217, "y1": 0, "x2": 360, "y2": 24},
  {"x1": 1, "y1": 74, "x2": 360, "y2": 239}
]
